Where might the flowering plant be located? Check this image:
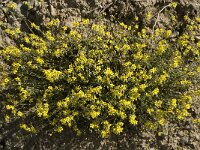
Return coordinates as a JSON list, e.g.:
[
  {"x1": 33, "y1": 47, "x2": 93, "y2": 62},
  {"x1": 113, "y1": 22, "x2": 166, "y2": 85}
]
[{"x1": 1, "y1": 11, "x2": 200, "y2": 138}]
